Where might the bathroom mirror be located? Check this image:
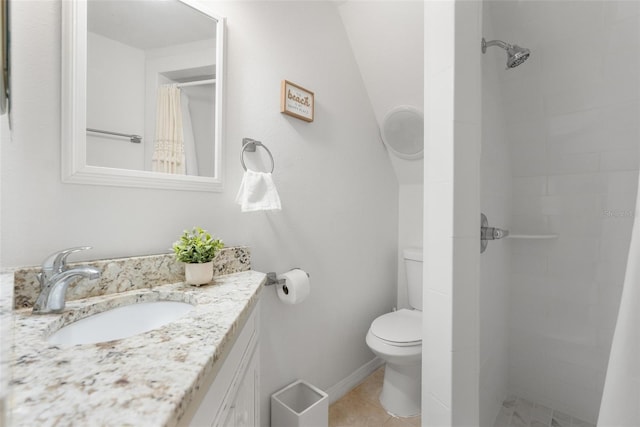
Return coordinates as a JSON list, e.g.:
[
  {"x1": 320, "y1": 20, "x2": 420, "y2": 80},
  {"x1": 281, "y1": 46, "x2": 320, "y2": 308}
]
[
  {"x1": 62, "y1": 0, "x2": 225, "y2": 192},
  {"x1": 380, "y1": 106, "x2": 424, "y2": 160}
]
